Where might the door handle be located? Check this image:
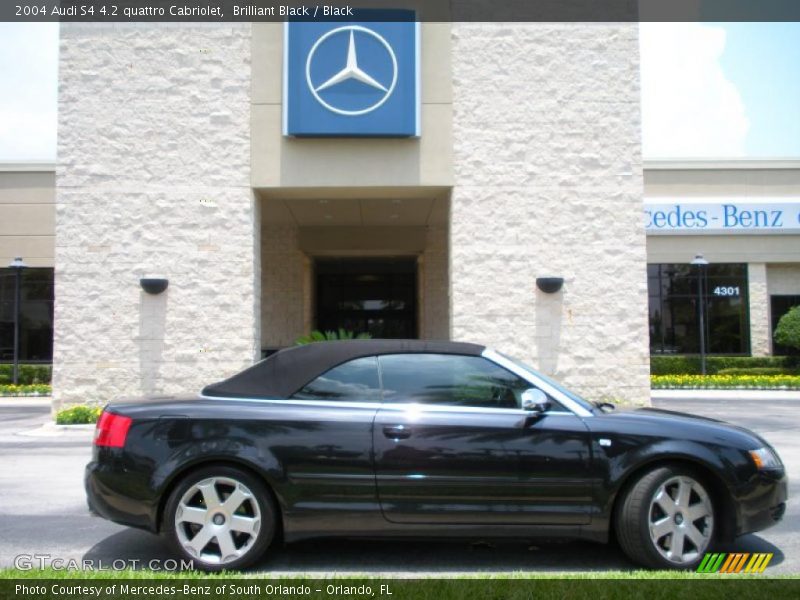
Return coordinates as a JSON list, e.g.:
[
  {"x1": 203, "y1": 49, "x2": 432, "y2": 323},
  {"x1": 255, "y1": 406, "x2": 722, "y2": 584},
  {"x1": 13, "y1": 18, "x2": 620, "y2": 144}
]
[{"x1": 383, "y1": 425, "x2": 412, "y2": 440}]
